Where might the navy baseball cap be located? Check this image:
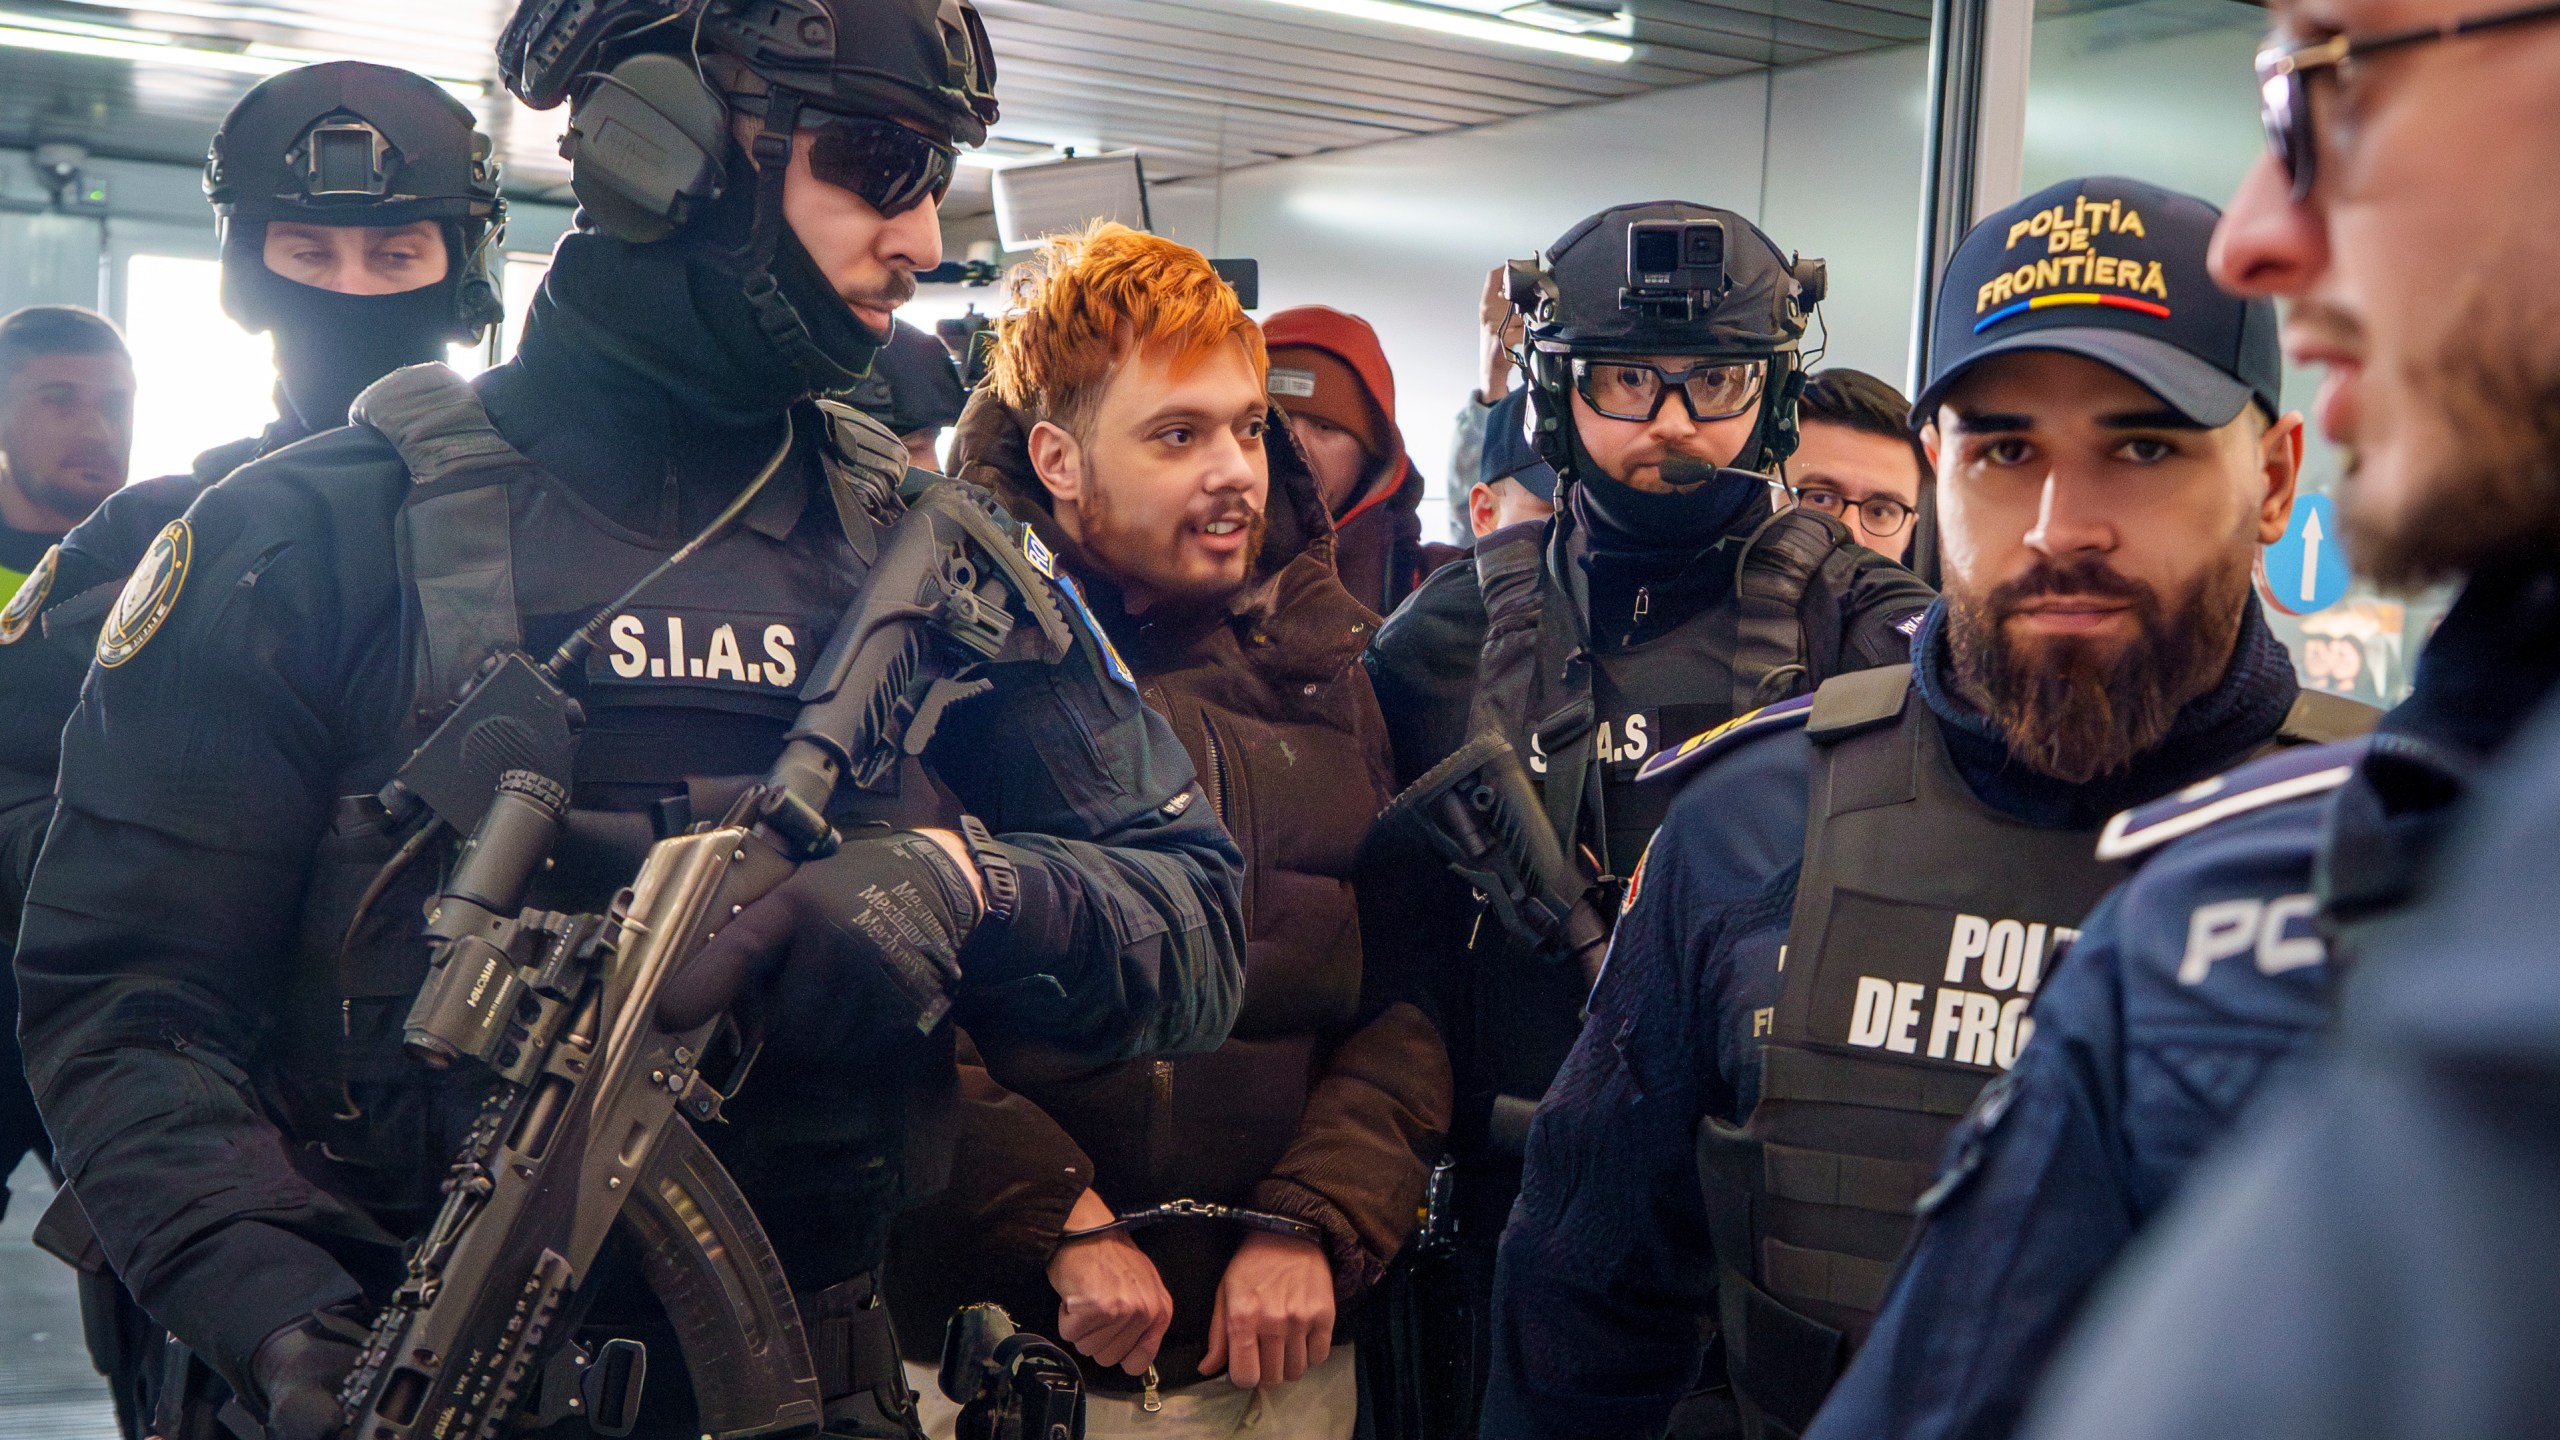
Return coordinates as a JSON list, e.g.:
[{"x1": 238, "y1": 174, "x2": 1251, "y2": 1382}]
[
  {"x1": 1915, "y1": 176, "x2": 2280, "y2": 429},
  {"x1": 1480, "y1": 388, "x2": 1559, "y2": 502}
]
